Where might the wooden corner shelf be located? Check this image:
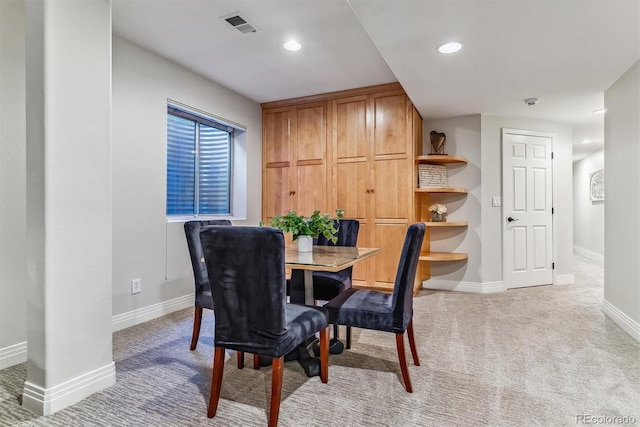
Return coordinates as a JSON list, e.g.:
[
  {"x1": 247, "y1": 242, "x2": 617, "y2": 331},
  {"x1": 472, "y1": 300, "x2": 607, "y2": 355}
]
[
  {"x1": 419, "y1": 252, "x2": 468, "y2": 262},
  {"x1": 415, "y1": 187, "x2": 468, "y2": 194},
  {"x1": 414, "y1": 151, "x2": 469, "y2": 291},
  {"x1": 416, "y1": 155, "x2": 467, "y2": 164},
  {"x1": 423, "y1": 221, "x2": 468, "y2": 227}
]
